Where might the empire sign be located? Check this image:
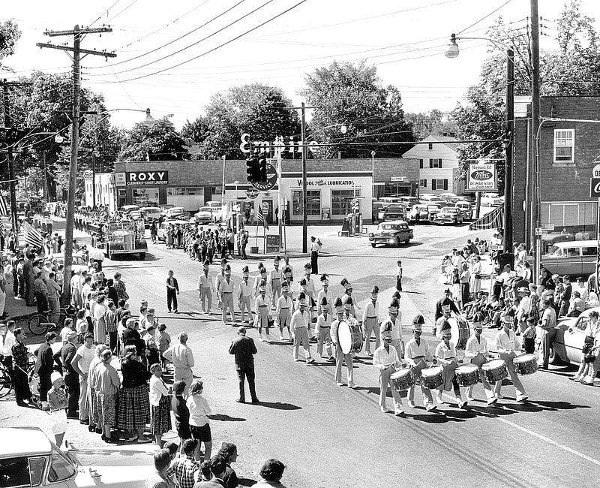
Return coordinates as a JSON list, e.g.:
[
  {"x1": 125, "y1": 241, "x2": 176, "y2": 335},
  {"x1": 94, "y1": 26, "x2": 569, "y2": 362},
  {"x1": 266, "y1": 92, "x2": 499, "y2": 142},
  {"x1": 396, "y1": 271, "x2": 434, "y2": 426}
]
[{"x1": 126, "y1": 171, "x2": 169, "y2": 186}]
